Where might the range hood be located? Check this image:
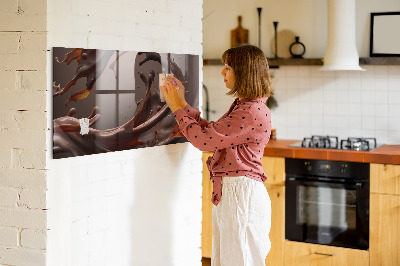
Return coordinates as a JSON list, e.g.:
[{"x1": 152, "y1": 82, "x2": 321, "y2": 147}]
[{"x1": 320, "y1": 0, "x2": 365, "y2": 71}]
